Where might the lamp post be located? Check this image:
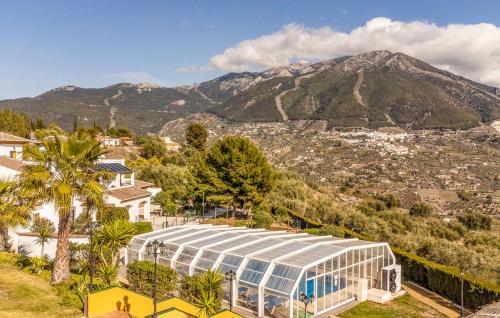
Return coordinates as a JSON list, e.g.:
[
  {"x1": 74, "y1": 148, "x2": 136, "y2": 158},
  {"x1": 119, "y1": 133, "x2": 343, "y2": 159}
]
[
  {"x1": 202, "y1": 192, "x2": 205, "y2": 221},
  {"x1": 146, "y1": 239, "x2": 165, "y2": 318},
  {"x1": 225, "y1": 270, "x2": 236, "y2": 311},
  {"x1": 460, "y1": 271, "x2": 464, "y2": 318},
  {"x1": 86, "y1": 219, "x2": 101, "y2": 293},
  {"x1": 300, "y1": 291, "x2": 313, "y2": 318}
]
